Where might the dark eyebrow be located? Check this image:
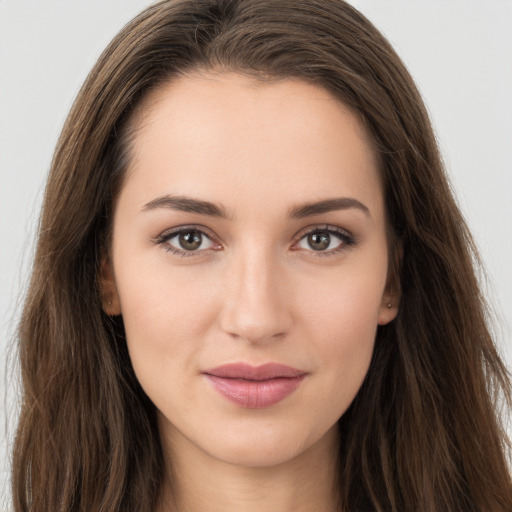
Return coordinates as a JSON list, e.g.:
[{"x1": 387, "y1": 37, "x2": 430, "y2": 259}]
[
  {"x1": 142, "y1": 195, "x2": 229, "y2": 218},
  {"x1": 288, "y1": 197, "x2": 370, "y2": 219},
  {"x1": 142, "y1": 194, "x2": 370, "y2": 220}
]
